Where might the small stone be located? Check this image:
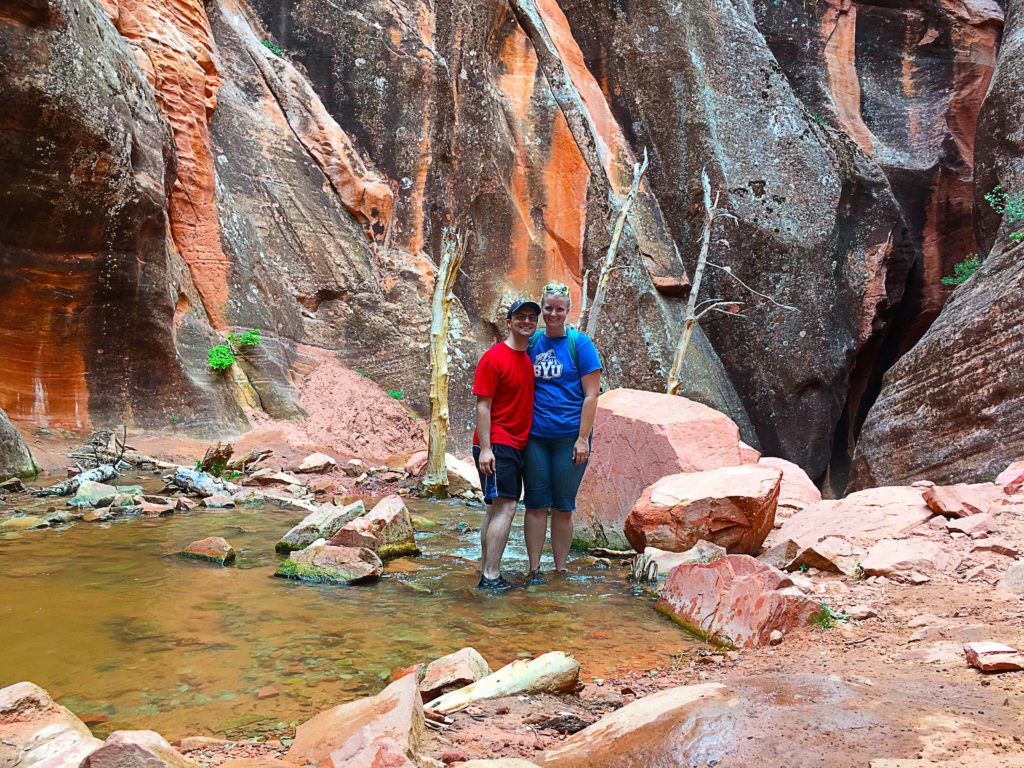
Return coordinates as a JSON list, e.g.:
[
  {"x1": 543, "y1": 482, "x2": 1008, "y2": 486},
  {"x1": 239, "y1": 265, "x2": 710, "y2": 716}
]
[
  {"x1": 972, "y1": 538, "x2": 1018, "y2": 558},
  {"x1": 203, "y1": 494, "x2": 235, "y2": 509},
  {"x1": 178, "y1": 537, "x2": 236, "y2": 565},
  {"x1": 846, "y1": 605, "x2": 876, "y2": 620},
  {"x1": 946, "y1": 513, "x2": 992, "y2": 536},
  {"x1": 963, "y1": 563, "x2": 1000, "y2": 582},
  {"x1": 964, "y1": 642, "x2": 1024, "y2": 673},
  {"x1": 256, "y1": 686, "x2": 279, "y2": 700},
  {"x1": 295, "y1": 453, "x2": 337, "y2": 474},
  {"x1": 768, "y1": 630, "x2": 783, "y2": 646},
  {"x1": 907, "y1": 613, "x2": 942, "y2": 628}
]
